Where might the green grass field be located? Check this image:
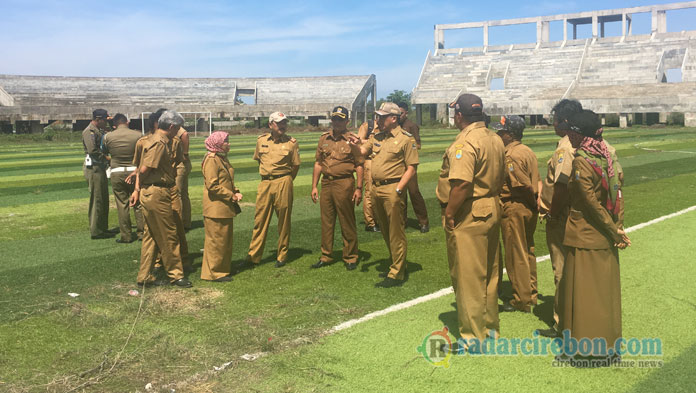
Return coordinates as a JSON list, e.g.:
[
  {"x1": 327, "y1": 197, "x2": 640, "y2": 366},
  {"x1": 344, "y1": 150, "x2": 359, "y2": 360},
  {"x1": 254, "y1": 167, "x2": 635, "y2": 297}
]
[{"x1": 1, "y1": 126, "x2": 695, "y2": 392}]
